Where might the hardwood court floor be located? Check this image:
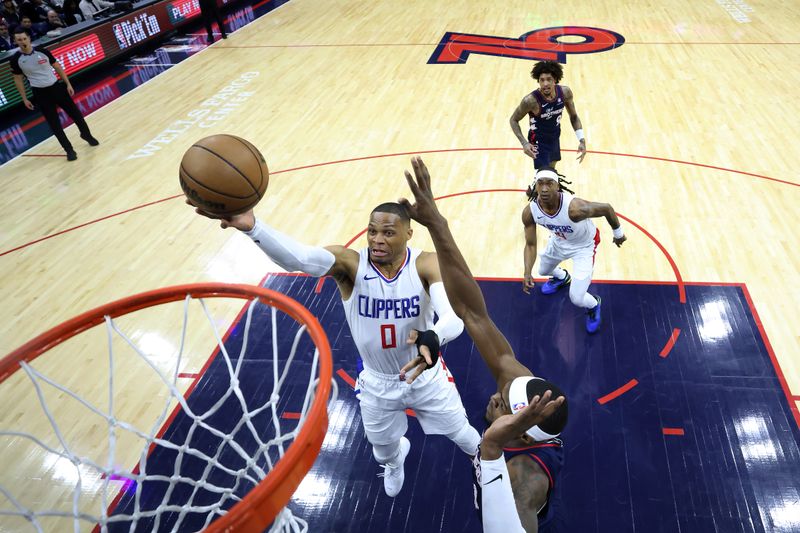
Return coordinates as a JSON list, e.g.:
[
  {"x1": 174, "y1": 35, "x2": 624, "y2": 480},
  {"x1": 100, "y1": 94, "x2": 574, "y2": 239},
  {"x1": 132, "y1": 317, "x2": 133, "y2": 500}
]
[{"x1": 1, "y1": 0, "x2": 798, "y2": 531}]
